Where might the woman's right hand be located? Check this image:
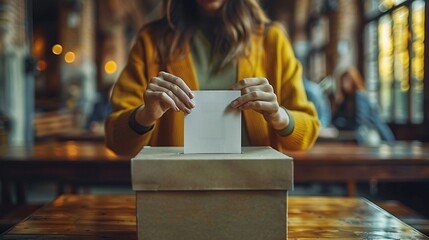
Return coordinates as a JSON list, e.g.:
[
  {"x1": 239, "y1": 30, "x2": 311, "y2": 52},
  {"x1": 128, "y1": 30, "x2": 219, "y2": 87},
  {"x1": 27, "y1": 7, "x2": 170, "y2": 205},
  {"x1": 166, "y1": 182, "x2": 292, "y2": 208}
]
[{"x1": 135, "y1": 71, "x2": 195, "y2": 127}]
